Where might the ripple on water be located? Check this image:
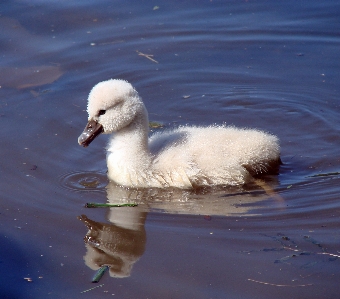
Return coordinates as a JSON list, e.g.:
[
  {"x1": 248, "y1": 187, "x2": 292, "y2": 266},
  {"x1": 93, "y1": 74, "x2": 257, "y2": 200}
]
[{"x1": 58, "y1": 171, "x2": 108, "y2": 193}]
